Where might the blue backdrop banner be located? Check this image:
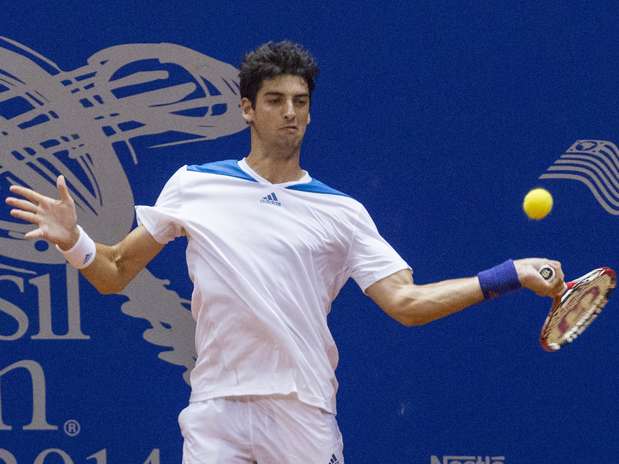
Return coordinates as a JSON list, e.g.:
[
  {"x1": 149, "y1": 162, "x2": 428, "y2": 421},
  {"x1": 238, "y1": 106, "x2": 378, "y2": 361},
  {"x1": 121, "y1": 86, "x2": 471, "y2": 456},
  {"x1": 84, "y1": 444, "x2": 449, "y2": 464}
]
[{"x1": 1, "y1": 1, "x2": 617, "y2": 463}]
